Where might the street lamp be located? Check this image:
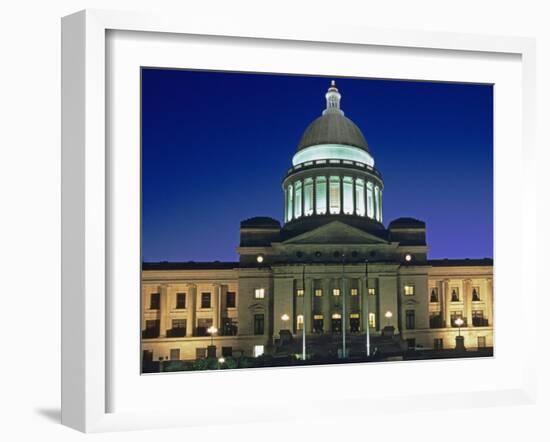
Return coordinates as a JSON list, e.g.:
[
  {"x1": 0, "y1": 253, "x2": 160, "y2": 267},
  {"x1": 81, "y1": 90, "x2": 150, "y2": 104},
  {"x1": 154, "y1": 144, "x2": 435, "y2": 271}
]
[
  {"x1": 384, "y1": 310, "x2": 393, "y2": 326},
  {"x1": 281, "y1": 313, "x2": 290, "y2": 331},
  {"x1": 207, "y1": 325, "x2": 218, "y2": 346},
  {"x1": 454, "y1": 317, "x2": 464, "y2": 336}
]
